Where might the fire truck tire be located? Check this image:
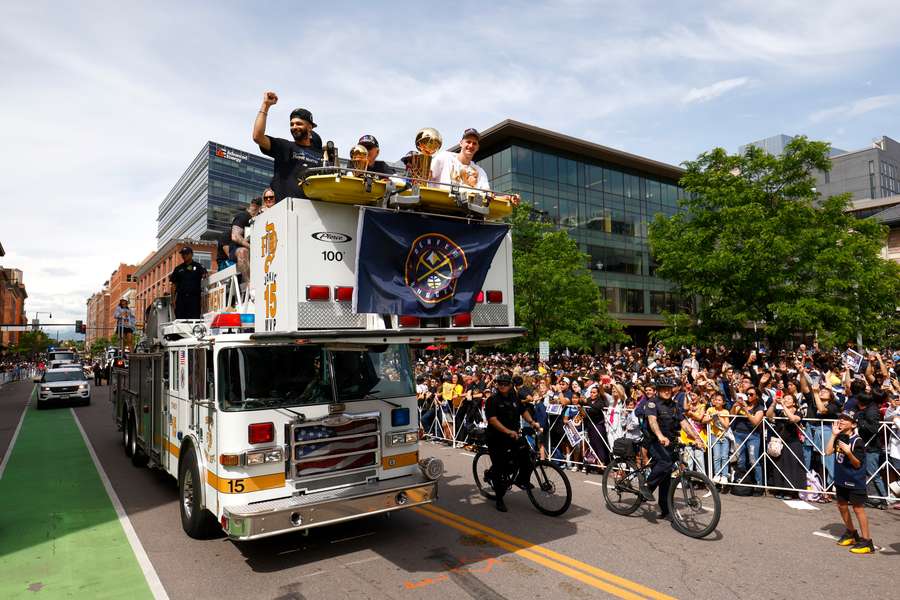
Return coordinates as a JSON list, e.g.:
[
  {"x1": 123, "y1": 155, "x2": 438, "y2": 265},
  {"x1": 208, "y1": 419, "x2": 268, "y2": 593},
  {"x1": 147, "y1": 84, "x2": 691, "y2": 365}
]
[
  {"x1": 178, "y1": 448, "x2": 218, "y2": 539},
  {"x1": 130, "y1": 413, "x2": 149, "y2": 467},
  {"x1": 122, "y1": 408, "x2": 133, "y2": 458}
]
